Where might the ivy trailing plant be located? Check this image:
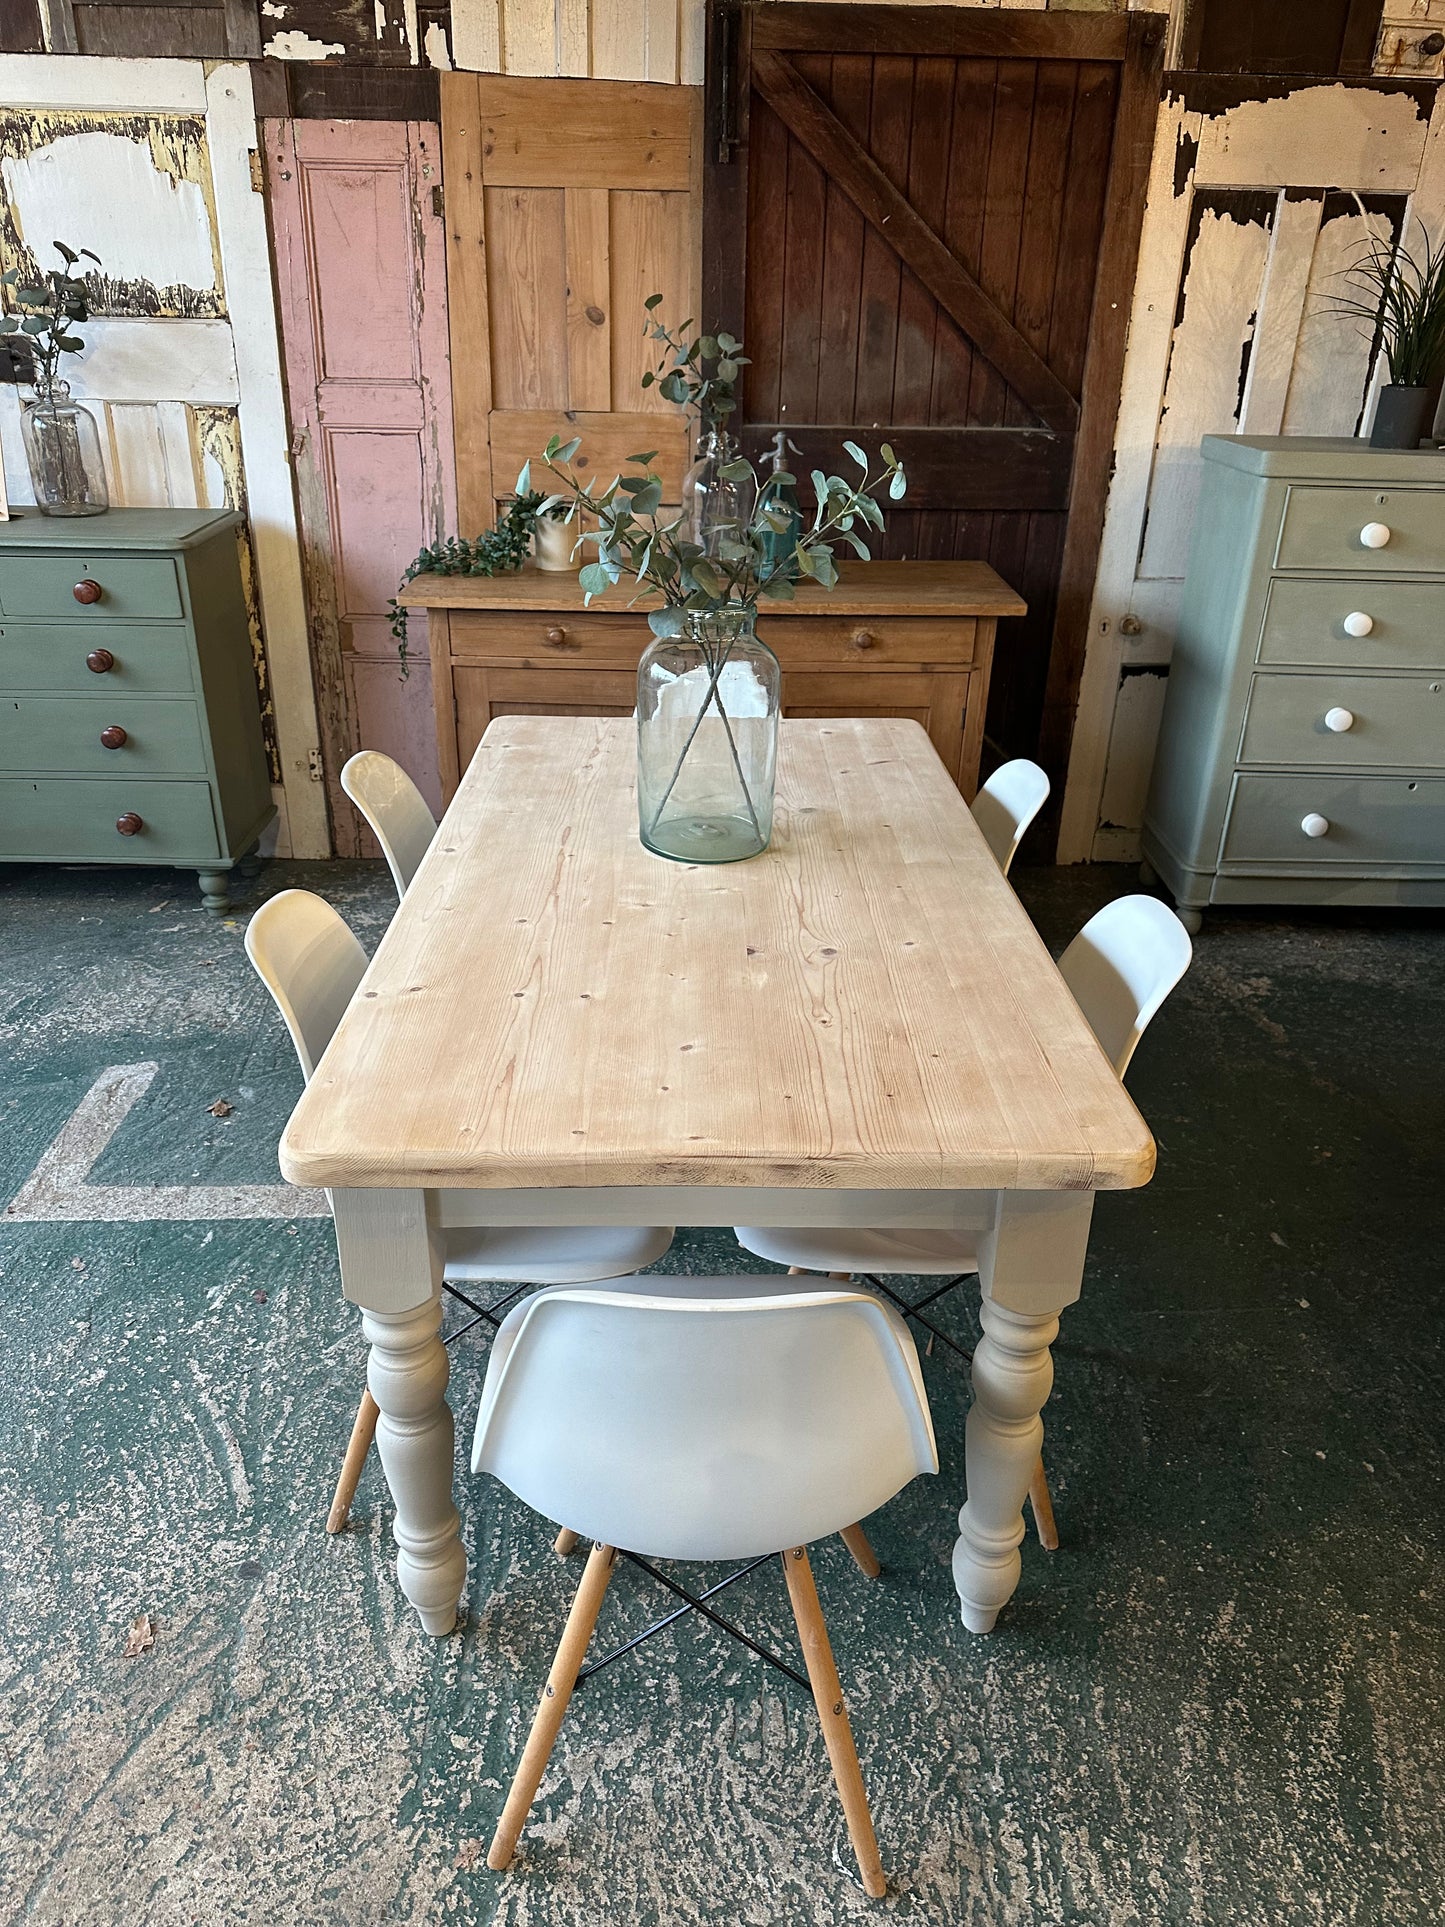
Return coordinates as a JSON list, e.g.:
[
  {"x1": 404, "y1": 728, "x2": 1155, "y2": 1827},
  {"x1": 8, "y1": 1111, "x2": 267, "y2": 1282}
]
[
  {"x1": 0, "y1": 239, "x2": 100, "y2": 400},
  {"x1": 391, "y1": 491, "x2": 544, "y2": 676}
]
